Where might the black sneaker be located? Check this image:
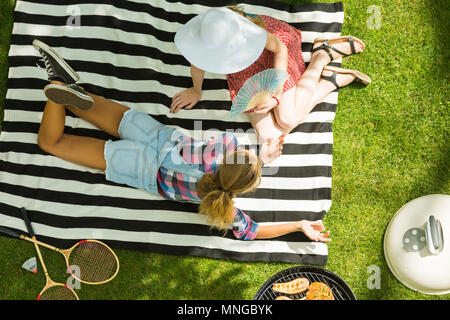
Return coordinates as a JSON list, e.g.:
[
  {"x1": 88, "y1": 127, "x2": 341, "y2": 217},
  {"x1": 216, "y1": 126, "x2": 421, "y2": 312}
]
[
  {"x1": 33, "y1": 39, "x2": 79, "y2": 84},
  {"x1": 44, "y1": 83, "x2": 94, "y2": 110}
]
